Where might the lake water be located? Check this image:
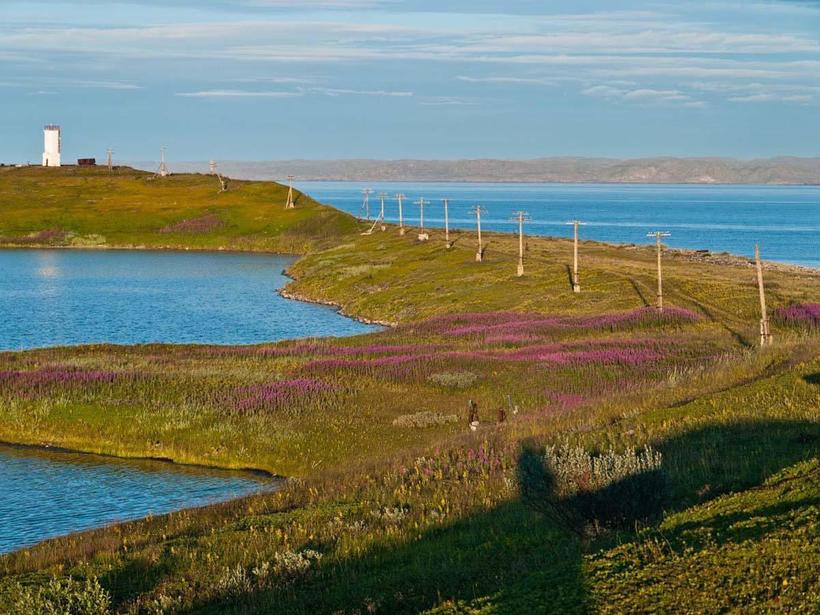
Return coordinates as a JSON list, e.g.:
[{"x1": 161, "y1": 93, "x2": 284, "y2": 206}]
[
  {"x1": 0, "y1": 249, "x2": 379, "y2": 350},
  {"x1": 0, "y1": 444, "x2": 277, "y2": 554},
  {"x1": 299, "y1": 182, "x2": 820, "y2": 269}
]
